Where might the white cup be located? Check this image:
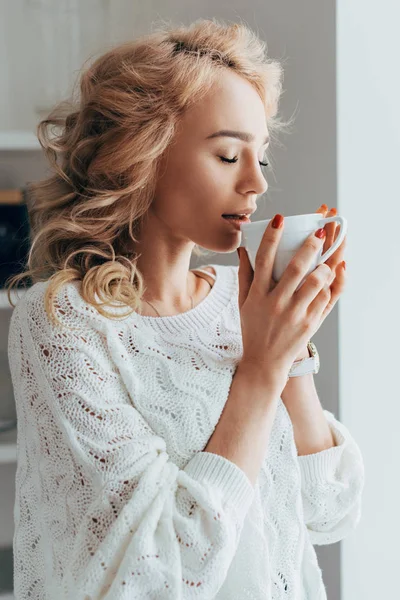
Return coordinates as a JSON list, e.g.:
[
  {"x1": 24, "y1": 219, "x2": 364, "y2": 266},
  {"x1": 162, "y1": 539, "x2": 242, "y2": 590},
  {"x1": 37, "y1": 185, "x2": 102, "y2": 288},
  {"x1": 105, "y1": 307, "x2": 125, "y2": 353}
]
[{"x1": 239, "y1": 212, "x2": 347, "y2": 291}]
